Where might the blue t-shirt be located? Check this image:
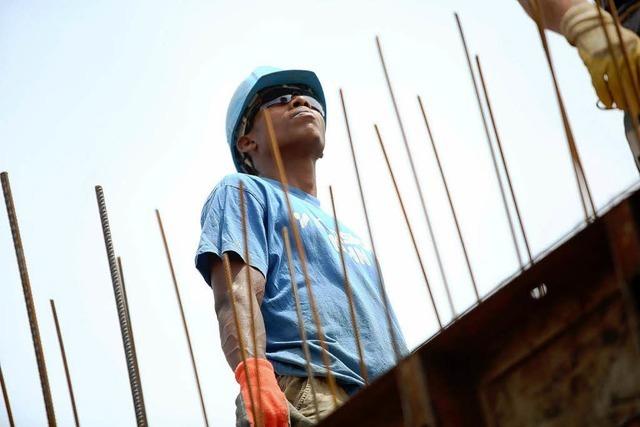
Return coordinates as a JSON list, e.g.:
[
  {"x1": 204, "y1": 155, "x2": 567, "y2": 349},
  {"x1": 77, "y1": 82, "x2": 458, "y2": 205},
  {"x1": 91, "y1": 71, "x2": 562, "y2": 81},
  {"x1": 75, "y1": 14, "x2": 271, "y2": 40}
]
[{"x1": 195, "y1": 173, "x2": 407, "y2": 393}]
